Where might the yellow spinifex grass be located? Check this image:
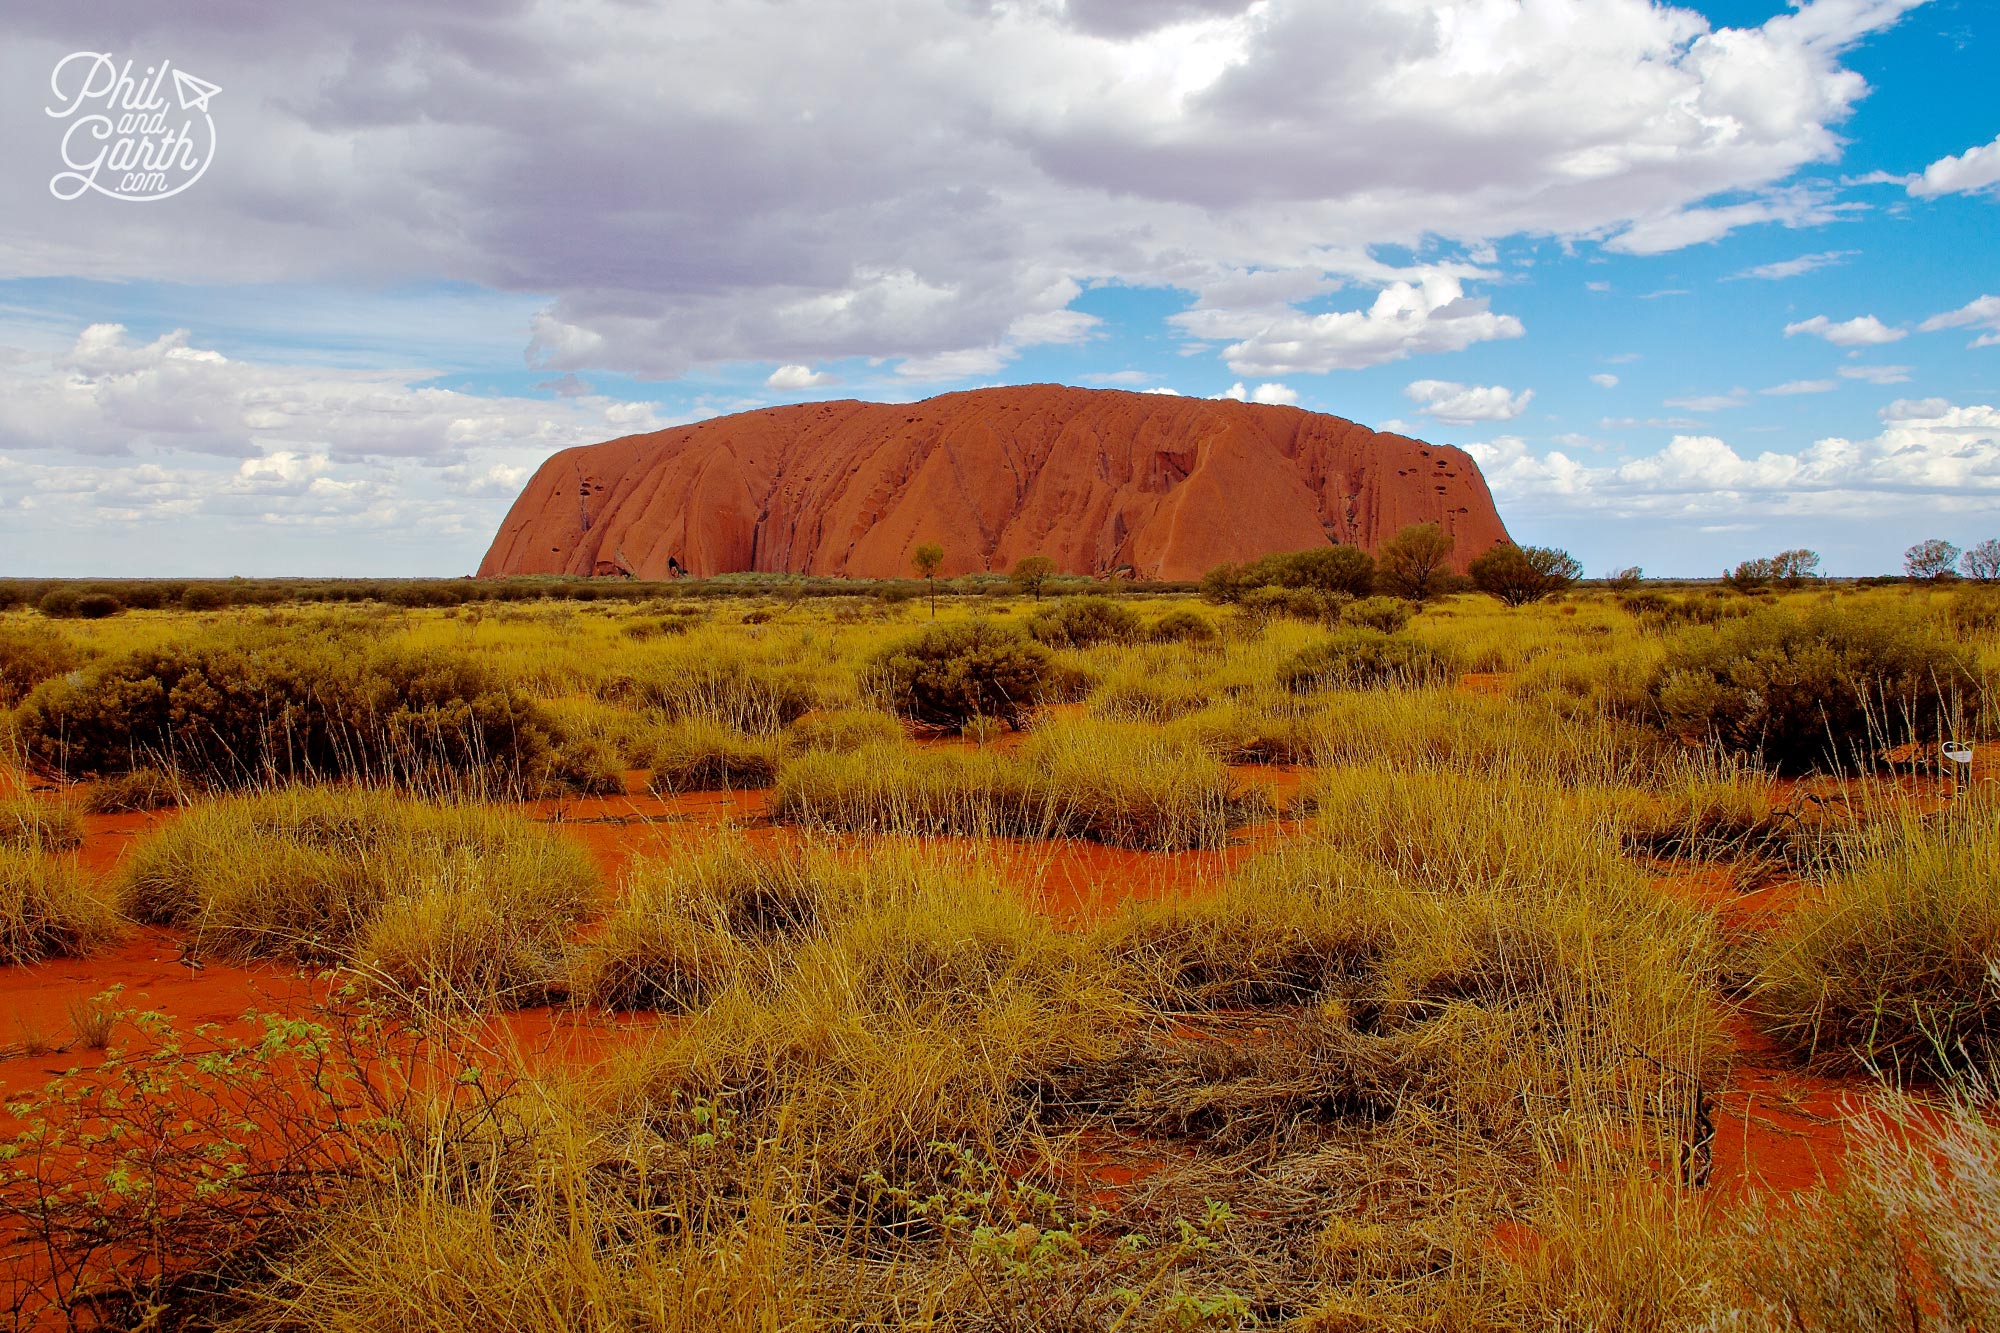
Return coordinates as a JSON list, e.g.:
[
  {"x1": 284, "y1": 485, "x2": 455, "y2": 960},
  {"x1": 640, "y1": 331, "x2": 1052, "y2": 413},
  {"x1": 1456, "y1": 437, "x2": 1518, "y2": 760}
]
[
  {"x1": 0, "y1": 847, "x2": 122, "y2": 965},
  {"x1": 770, "y1": 716, "x2": 1268, "y2": 850},
  {"x1": 117, "y1": 785, "x2": 601, "y2": 1005},
  {"x1": 1757, "y1": 791, "x2": 2000, "y2": 1076}
]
